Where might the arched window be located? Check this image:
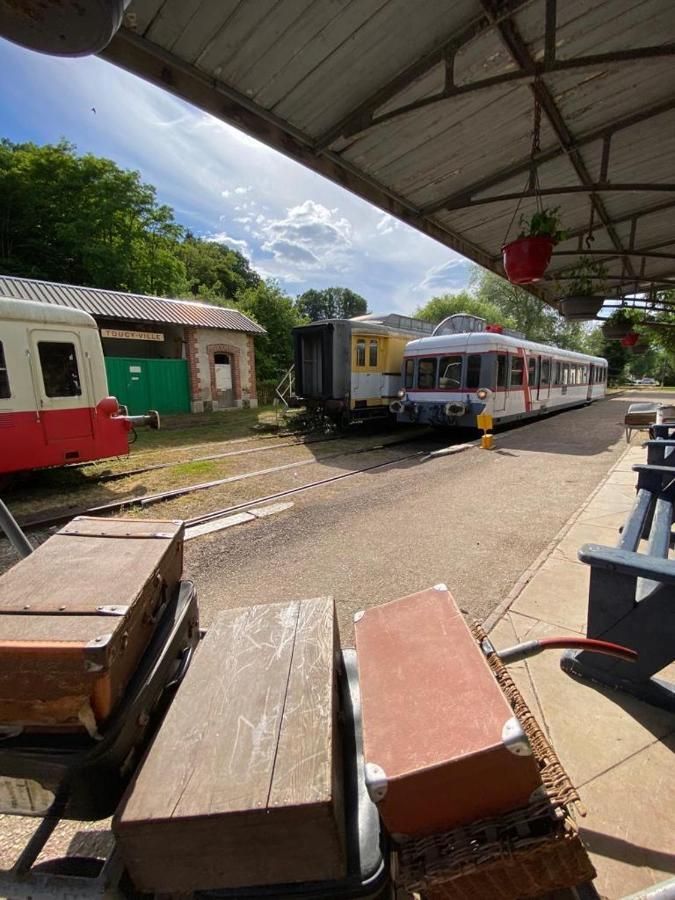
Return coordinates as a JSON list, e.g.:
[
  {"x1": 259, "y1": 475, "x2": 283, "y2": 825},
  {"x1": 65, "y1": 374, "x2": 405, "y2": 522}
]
[{"x1": 214, "y1": 352, "x2": 230, "y2": 366}]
